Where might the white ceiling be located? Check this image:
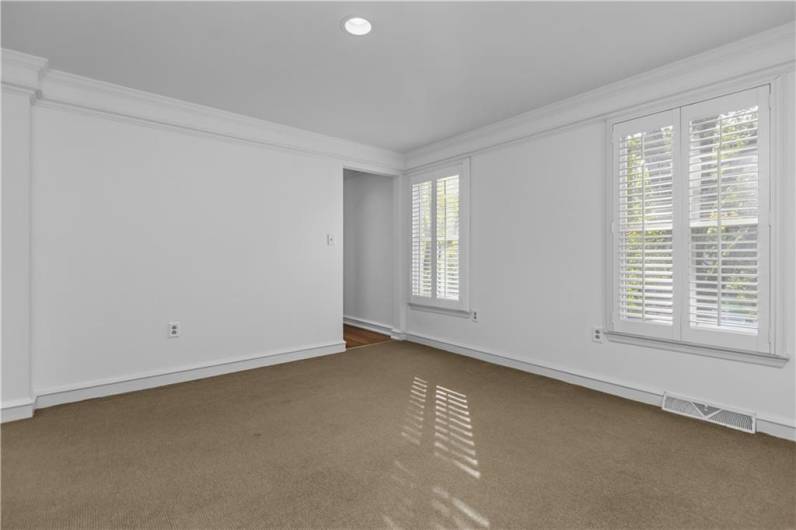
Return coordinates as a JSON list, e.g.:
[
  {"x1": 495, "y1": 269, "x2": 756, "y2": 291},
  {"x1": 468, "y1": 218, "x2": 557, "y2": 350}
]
[{"x1": 3, "y1": 2, "x2": 793, "y2": 152}]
